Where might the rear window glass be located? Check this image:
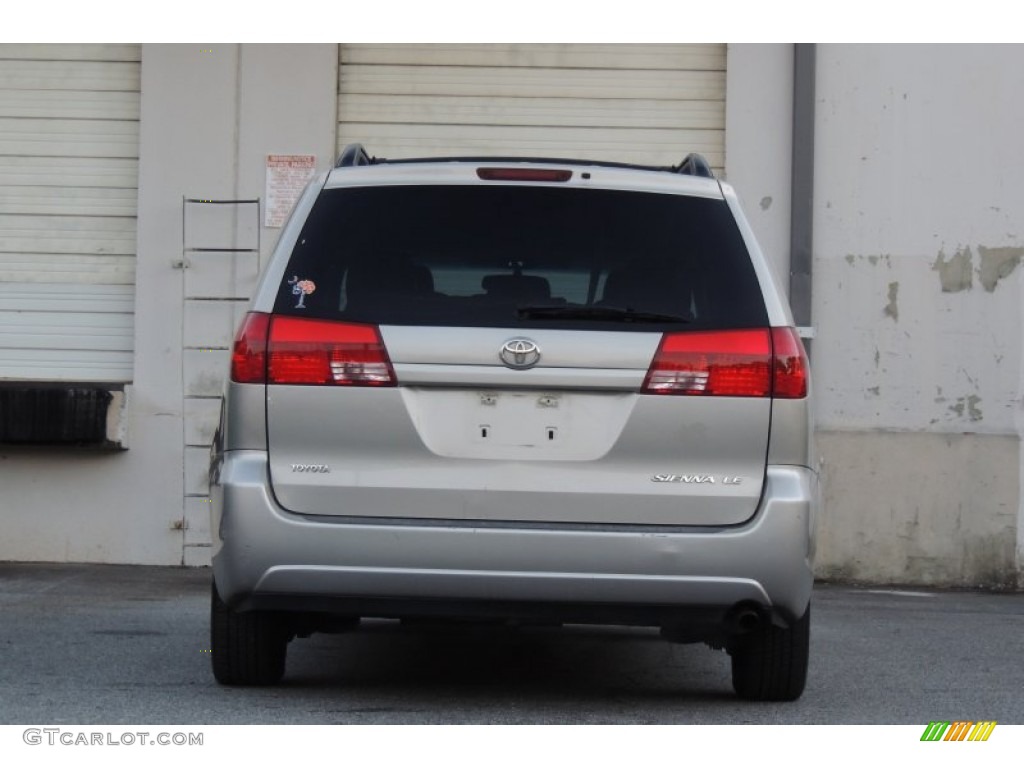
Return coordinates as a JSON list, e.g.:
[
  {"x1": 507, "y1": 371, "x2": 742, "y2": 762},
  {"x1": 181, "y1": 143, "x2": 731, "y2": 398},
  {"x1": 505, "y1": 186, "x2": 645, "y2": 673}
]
[{"x1": 274, "y1": 185, "x2": 768, "y2": 330}]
